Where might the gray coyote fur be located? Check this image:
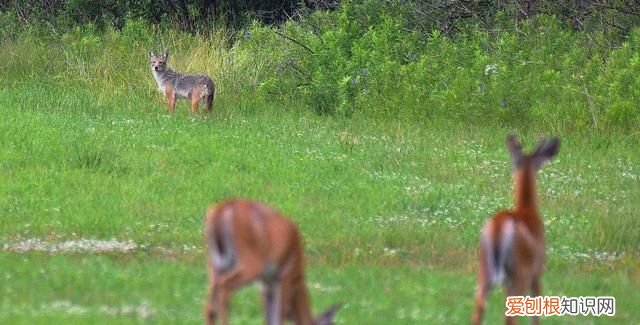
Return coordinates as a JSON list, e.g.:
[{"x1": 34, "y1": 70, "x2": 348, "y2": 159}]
[{"x1": 148, "y1": 51, "x2": 215, "y2": 113}]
